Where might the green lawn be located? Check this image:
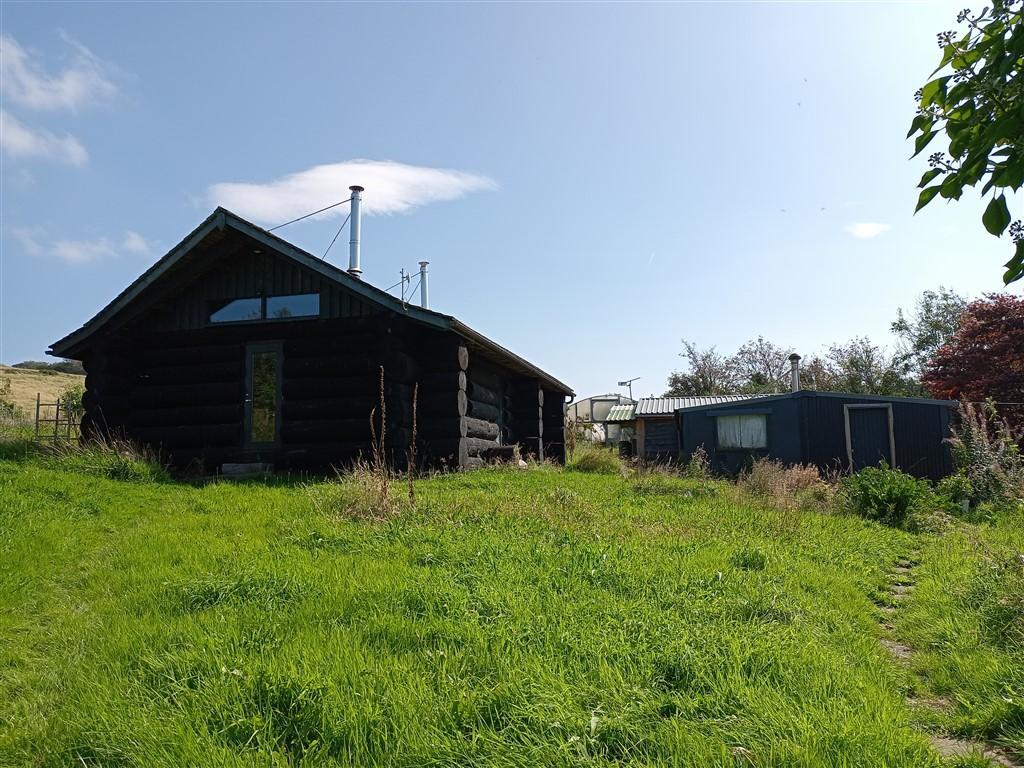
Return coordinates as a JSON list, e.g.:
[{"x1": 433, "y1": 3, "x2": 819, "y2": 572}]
[{"x1": 0, "y1": 451, "x2": 1019, "y2": 767}]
